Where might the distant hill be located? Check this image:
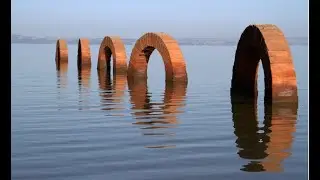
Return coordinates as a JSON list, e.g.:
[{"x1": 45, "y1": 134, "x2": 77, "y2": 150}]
[{"x1": 11, "y1": 34, "x2": 308, "y2": 46}]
